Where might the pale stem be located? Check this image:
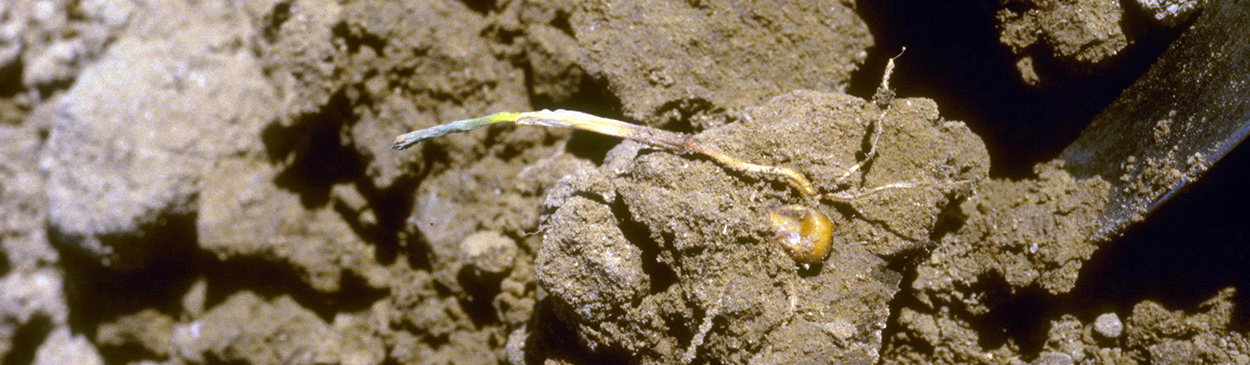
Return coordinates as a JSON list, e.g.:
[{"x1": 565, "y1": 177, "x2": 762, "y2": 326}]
[{"x1": 392, "y1": 109, "x2": 817, "y2": 196}]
